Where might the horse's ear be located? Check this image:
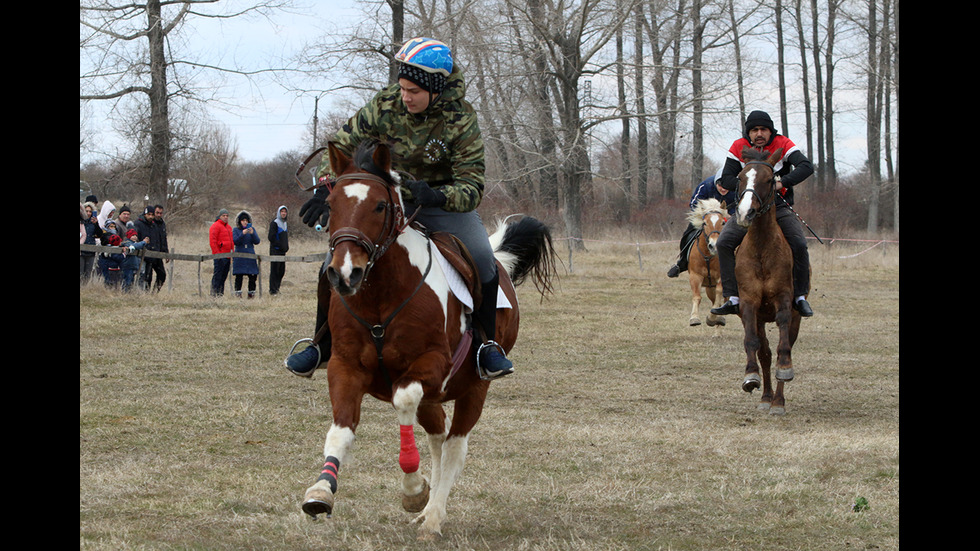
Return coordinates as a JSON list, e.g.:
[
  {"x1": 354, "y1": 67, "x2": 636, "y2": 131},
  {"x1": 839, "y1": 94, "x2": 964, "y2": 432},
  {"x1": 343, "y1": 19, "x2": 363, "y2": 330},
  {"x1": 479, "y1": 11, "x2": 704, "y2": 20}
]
[
  {"x1": 767, "y1": 148, "x2": 784, "y2": 165},
  {"x1": 720, "y1": 200, "x2": 727, "y2": 212},
  {"x1": 371, "y1": 142, "x2": 392, "y2": 174},
  {"x1": 328, "y1": 141, "x2": 351, "y2": 175}
]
